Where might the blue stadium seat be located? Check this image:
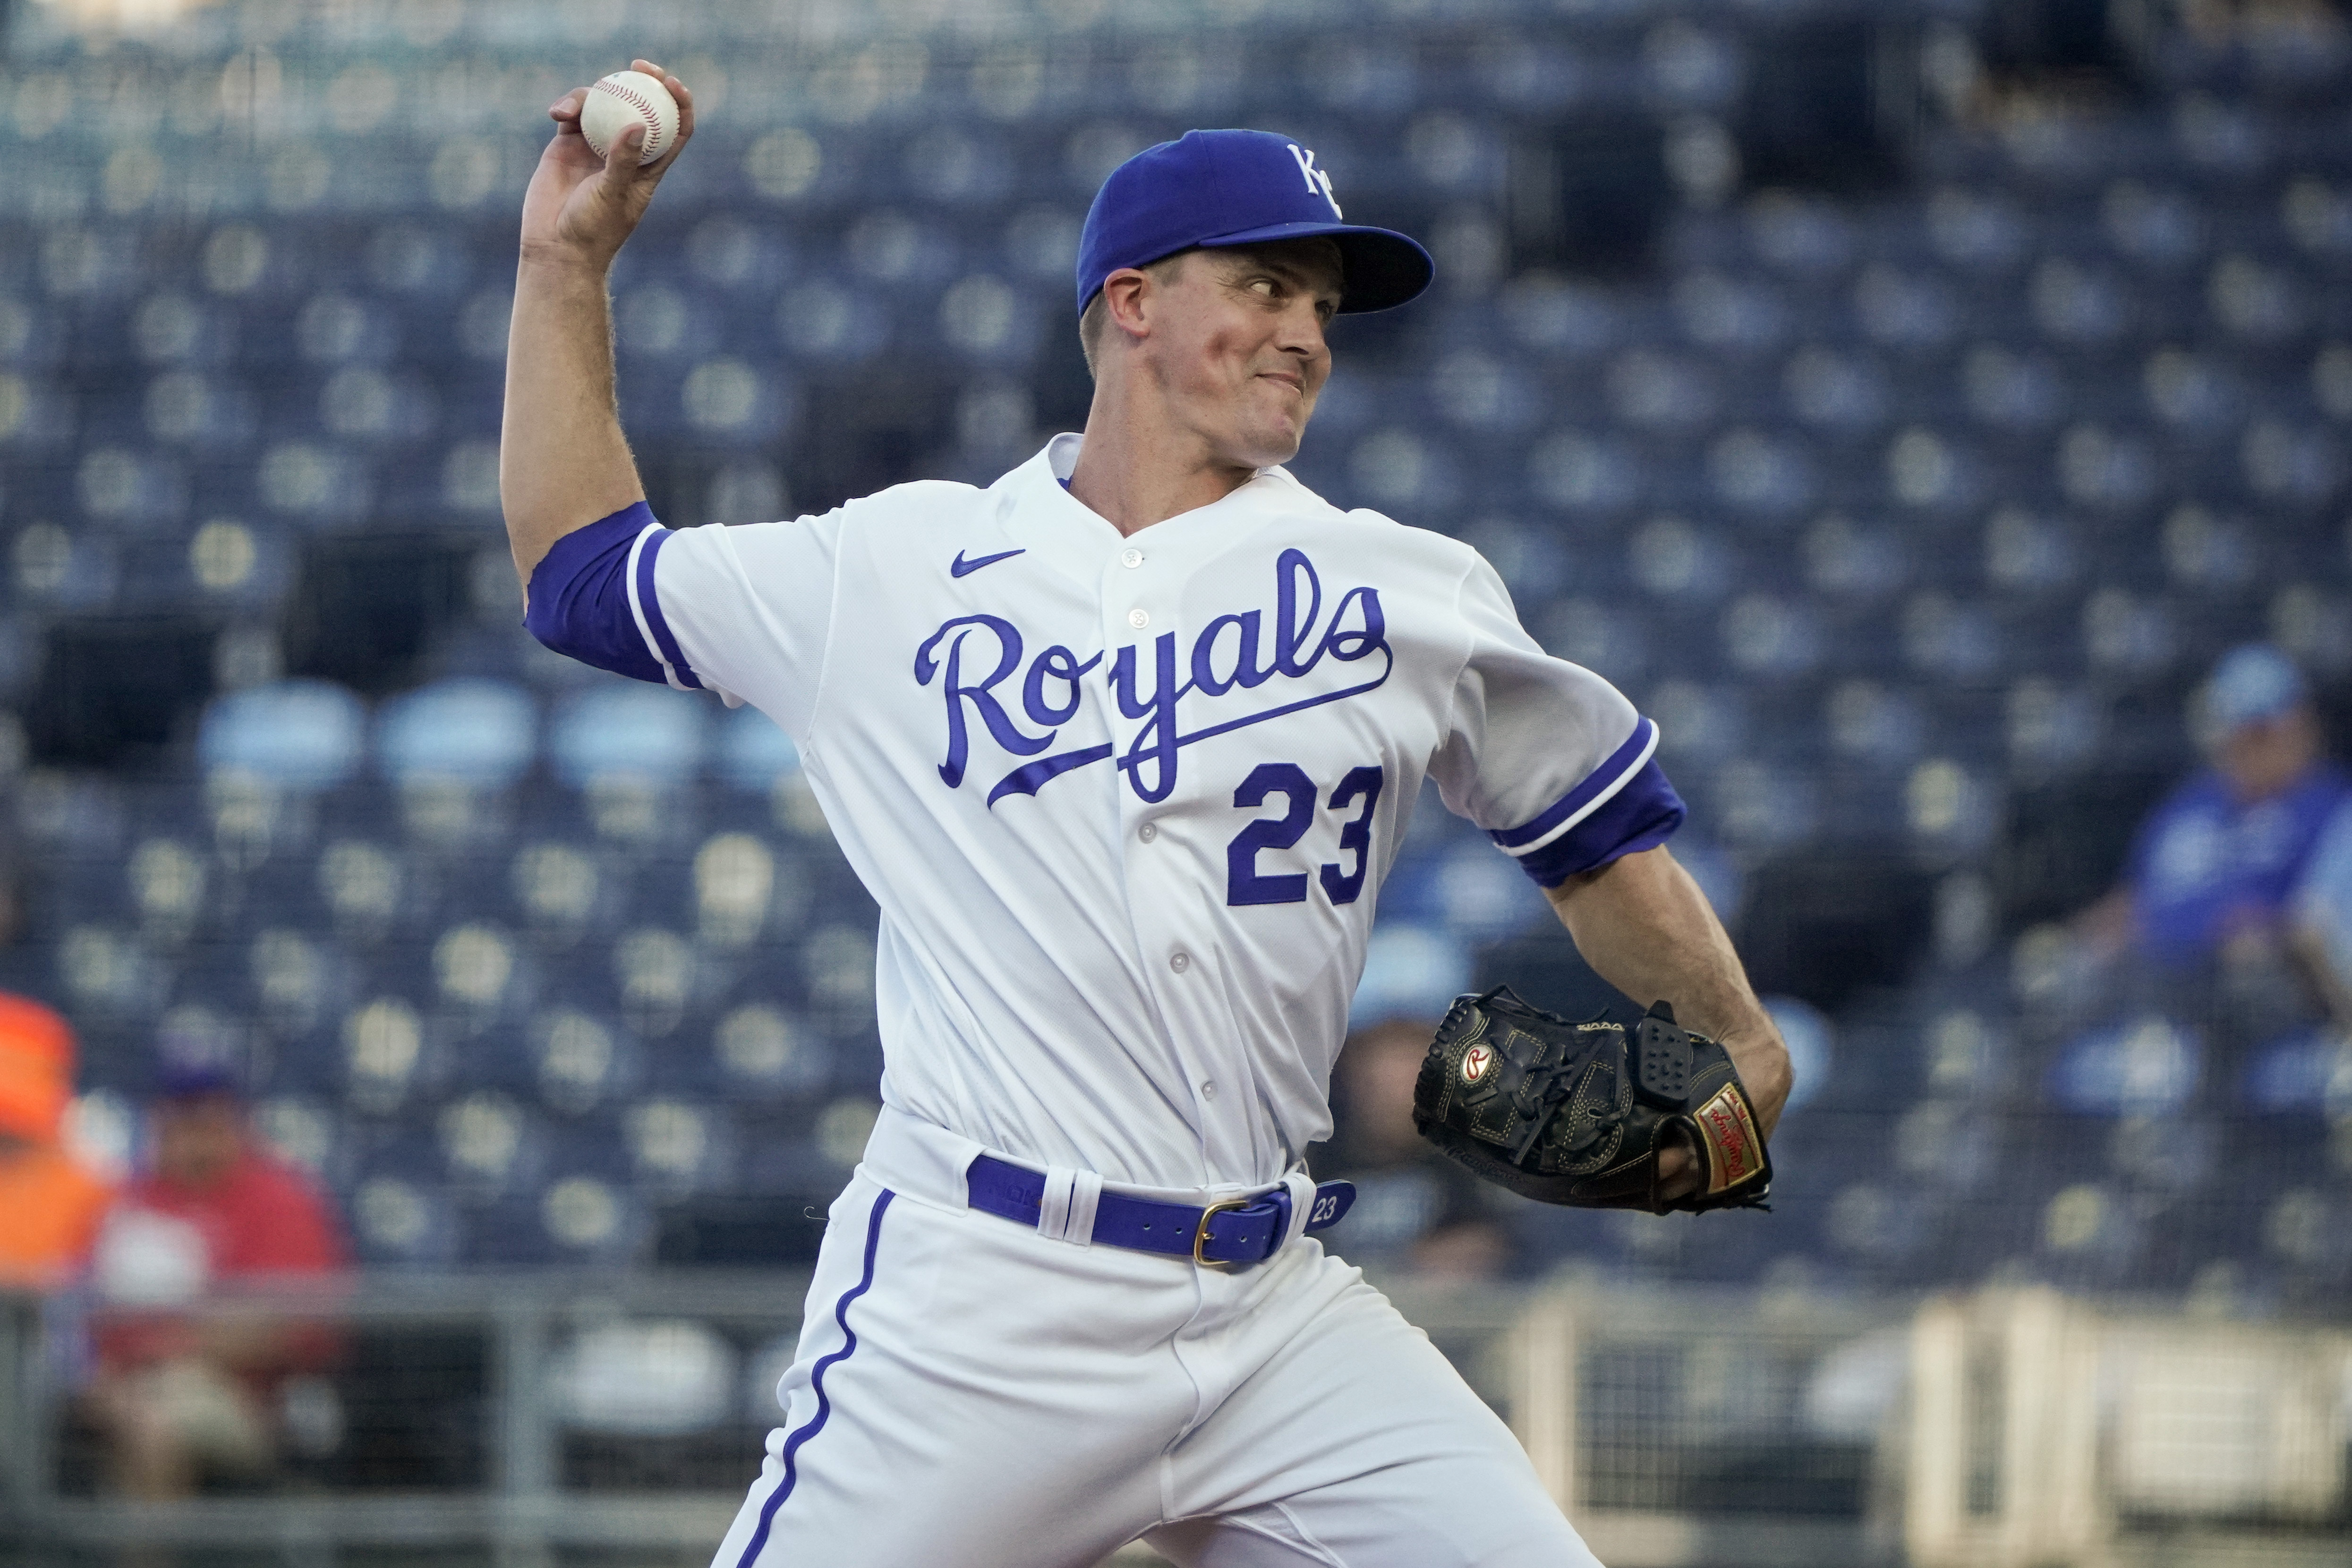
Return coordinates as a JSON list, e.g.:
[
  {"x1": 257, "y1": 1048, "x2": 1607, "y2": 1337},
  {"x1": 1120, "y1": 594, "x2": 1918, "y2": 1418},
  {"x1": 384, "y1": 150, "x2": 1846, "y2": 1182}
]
[
  {"x1": 436, "y1": 1089, "x2": 548, "y2": 1201},
  {"x1": 532, "y1": 1173, "x2": 646, "y2": 1263},
  {"x1": 2048, "y1": 1014, "x2": 2203, "y2": 1116},
  {"x1": 1851, "y1": 264, "x2": 1961, "y2": 350},
  {"x1": 1824, "y1": 680, "x2": 1926, "y2": 771},
  {"x1": 198, "y1": 680, "x2": 366, "y2": 792},
  {"x1": 625, "y1": 1098, "x2": 737, "y2": 1197},
  {"x1": 531, "y1": 1005, "x2": 642, "y2": 1116},
  {"x1": 377, "y1": 677, "x2": 537, "y2": 790},
  {"x1": 549, "y1": 682, "x2": 707, "y2": 791},
  {"x1": 713, "y1": 706, "x2": 799, "y2": 795},
  {"x1": 1782, "y1": 346, "x2": 1892, "y2": 432},
  {"x1": 776, "y1": 276, "x2": 891, "y2": 365},
  {"x1": 705, "y1": 1000, "x2": 830, "y2": 1101},
  {"x1": 1746, "y1": 193, "x2": 1858, "y2": 279},
  {"x1": 508, "y1": 839, "x2": 613, "y2": 945},
  {"x1": 346, "y1": 1168, "x2": 460, "y2": 1266},
  {"x1": 2100, "y1": 181, "x2": 2206, "y2": 270},
  {"x1": 2241, "y1": 1027, "x2": 2352, "y2": 1114},
  {"x1": 1925, "y1": 187, "x2": 2032, "y2": 274}
]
